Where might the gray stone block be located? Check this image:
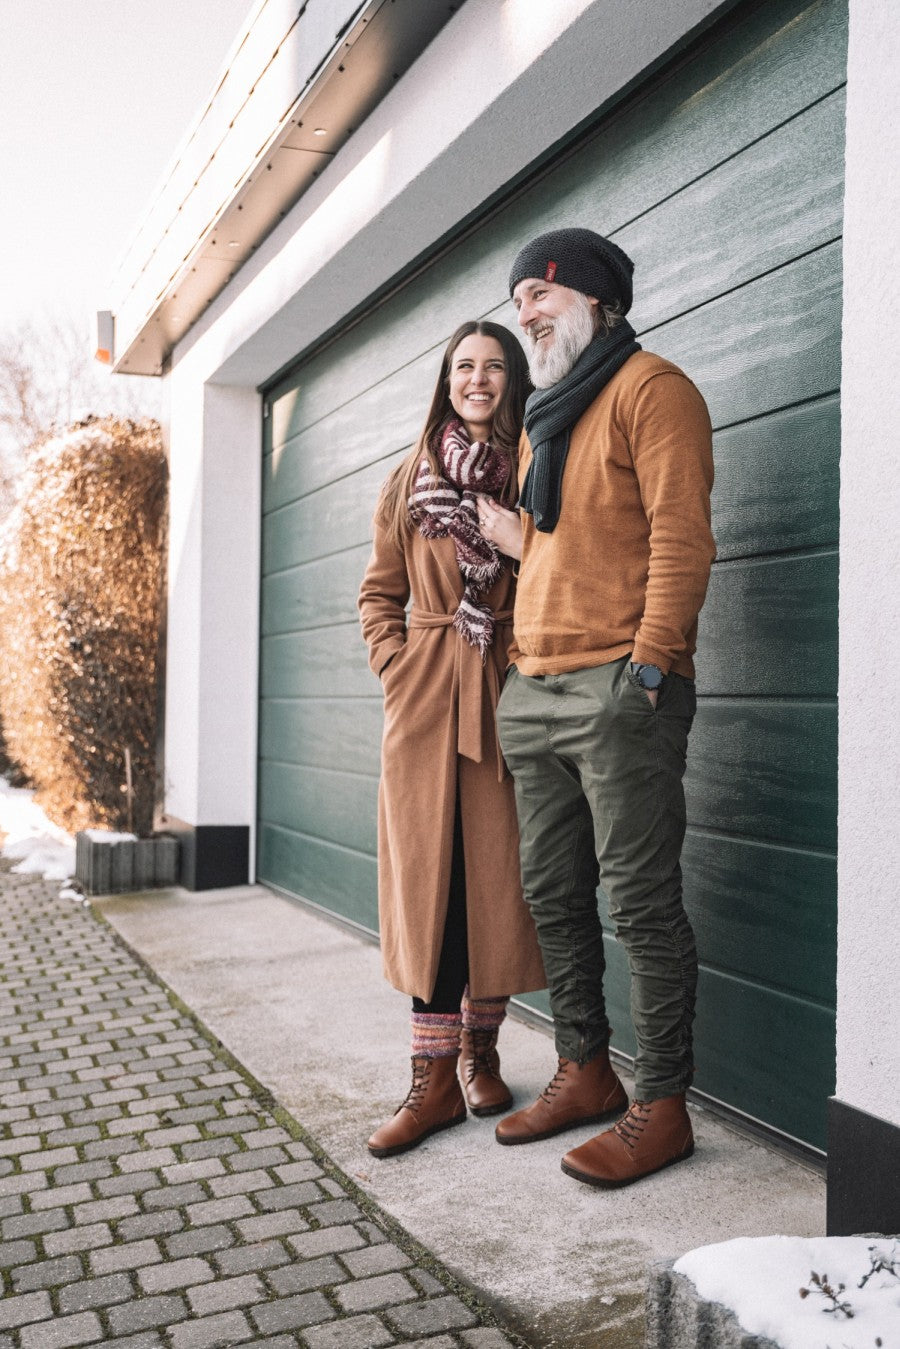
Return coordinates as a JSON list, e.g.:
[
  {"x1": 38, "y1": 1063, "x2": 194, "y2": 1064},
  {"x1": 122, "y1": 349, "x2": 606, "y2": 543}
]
[
  {"x1": 110, "y1": 841, "x2": 134, "y2": 892},
  {"x1": 154, "y1": 835, "x2": 179, "y2": 886},
  {"x1": 74, "y1": 832, "x2": 180, "y2": 894},
  {"x1": 134, "y1": 838, "x2": 157, "y2": 890},
  {"x1": 646, "y1": 1260, "x2": 781, "y2": 1348}
]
